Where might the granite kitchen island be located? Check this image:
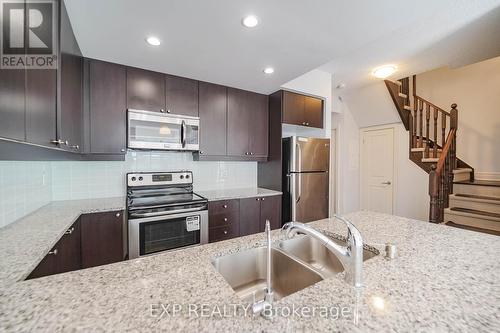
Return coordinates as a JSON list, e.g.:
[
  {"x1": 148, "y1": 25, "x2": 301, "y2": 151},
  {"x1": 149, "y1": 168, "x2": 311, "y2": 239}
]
[{"x1": 1, "y1": 210, "x2": 499, "y2": 332}]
